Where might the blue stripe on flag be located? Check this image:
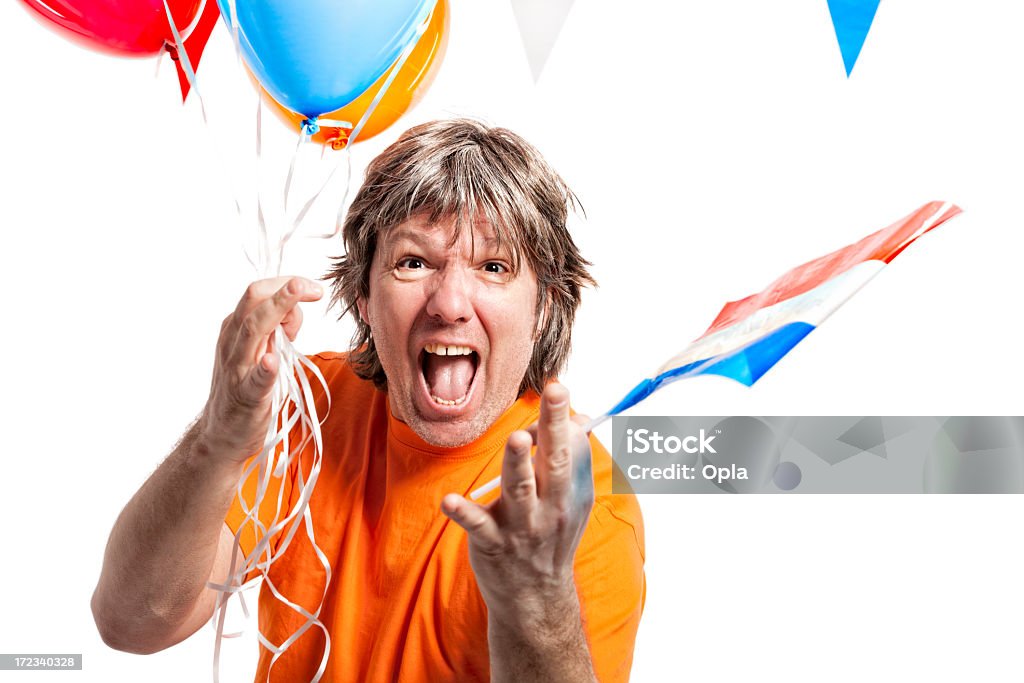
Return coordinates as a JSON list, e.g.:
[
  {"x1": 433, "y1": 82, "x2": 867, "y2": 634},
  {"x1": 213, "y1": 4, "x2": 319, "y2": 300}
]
[{"x1": 604, "y1": 322, "x2": 816, "y2": 417}]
